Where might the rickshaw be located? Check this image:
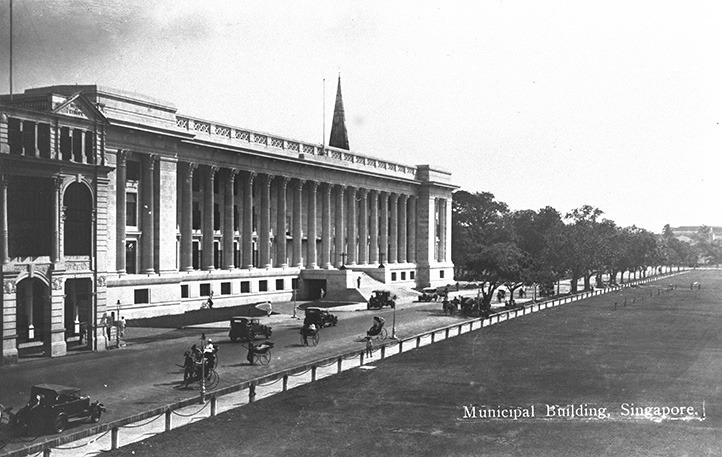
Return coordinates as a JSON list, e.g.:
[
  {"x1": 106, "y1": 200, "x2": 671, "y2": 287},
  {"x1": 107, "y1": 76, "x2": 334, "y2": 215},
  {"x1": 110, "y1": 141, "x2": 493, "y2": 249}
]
[
  {"x1": 247, "y1": 341, "x2": 274, "y2": 365},
  {"x1": 300, "y1": 324, "x2": 320, "y2": 346},
  {"x1": 366, "y1": 316, "x2": 387, "y2": 342}
]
